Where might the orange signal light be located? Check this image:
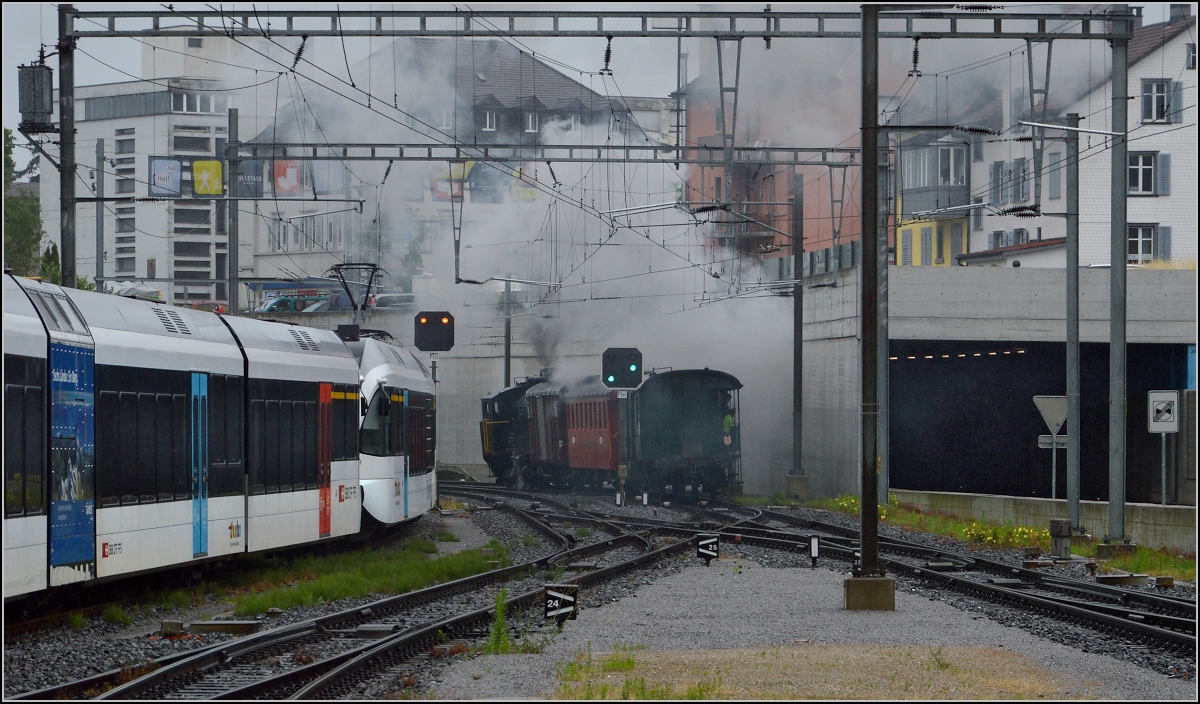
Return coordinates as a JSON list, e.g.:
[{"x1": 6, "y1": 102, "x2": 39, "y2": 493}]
[
  {"x1": 440, "y1": 316, "x2": 450, "y2": 324},
  {"x1": 419, "y1": 316, "x2": 428, "y2": 324}
]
